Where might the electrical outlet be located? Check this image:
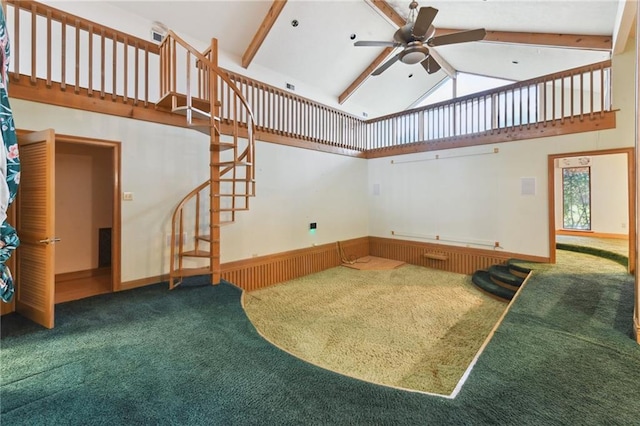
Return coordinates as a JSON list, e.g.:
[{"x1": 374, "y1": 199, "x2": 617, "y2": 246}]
[{"x1": 123, "y1": 192, "x2": 134, "y2": 201}]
